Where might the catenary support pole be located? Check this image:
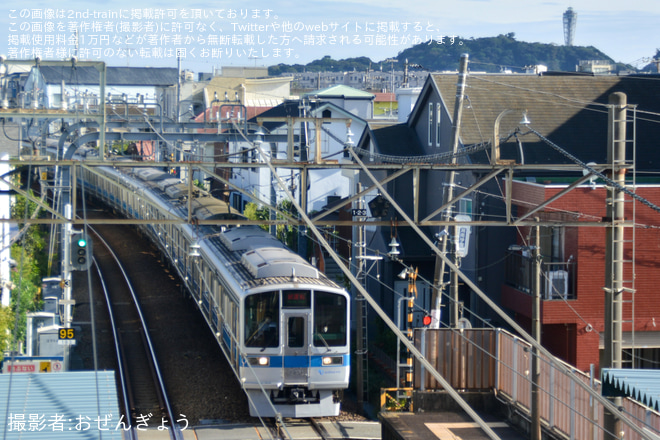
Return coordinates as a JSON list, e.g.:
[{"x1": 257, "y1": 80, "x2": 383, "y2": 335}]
[
  {"x1": 432, "y1": 53, "x2": 468, "y2": 329},
  {"x1": 603, "y1": 92, "x2": 627, "y2": 440},
  {"x1": 532, "y1": 219, "x2": 541, "y2": 440}
]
